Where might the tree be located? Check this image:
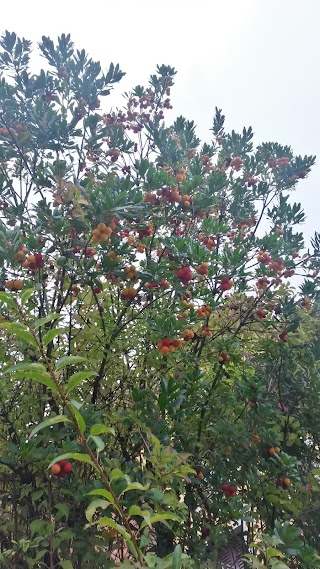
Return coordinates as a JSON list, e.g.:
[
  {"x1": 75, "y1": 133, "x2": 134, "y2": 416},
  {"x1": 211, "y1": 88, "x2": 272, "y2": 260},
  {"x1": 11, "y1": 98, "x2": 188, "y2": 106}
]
[{"x1": 0, "y1": 30, "x2": 319, "y2": 569}]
